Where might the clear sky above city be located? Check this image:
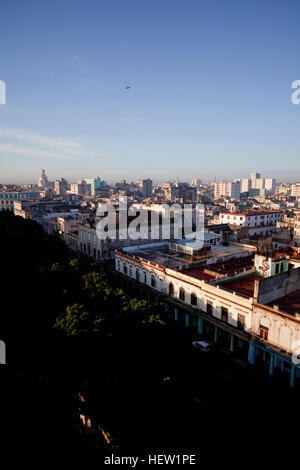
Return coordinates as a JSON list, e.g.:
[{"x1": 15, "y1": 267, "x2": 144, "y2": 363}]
[{"x1": 0, "y1": 0, "x2": 300, "y2": 184}]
